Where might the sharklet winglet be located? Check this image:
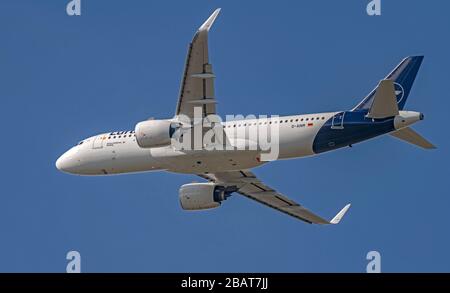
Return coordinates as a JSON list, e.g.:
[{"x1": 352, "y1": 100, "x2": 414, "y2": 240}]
[
  {"x1": 330, "y1": 204, "x2": 351, "y2": 224},
  {"x1": 198, "y1": 8, "x2": 221, "y2": 32}
]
